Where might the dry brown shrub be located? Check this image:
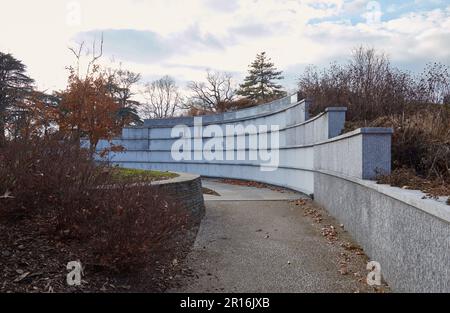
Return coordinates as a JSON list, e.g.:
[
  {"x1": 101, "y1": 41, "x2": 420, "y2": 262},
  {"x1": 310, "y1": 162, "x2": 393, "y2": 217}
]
[
  {"x1": 298, "y1": 48, "x2": 450, "y2": 186},
  {"x1": 0, "y1": 136, "x2": 190, "y2": 272}
]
